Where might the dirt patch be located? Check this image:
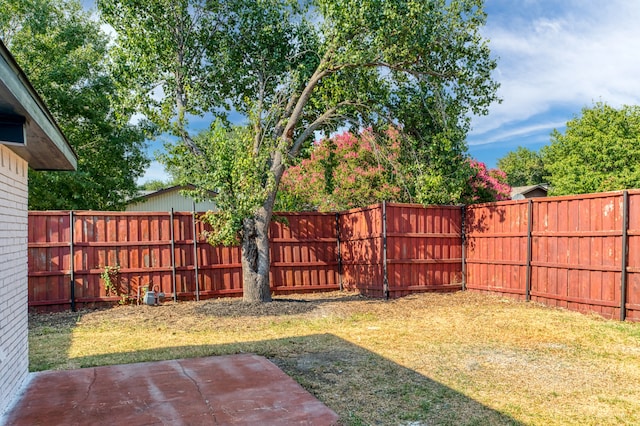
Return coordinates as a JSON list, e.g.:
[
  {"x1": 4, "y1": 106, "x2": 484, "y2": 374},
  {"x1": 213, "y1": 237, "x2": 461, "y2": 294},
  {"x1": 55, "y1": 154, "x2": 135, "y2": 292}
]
[
  {"x1": 29, "y1": 291, "x2": 366, "y2": 330},
  {"x1": 28, "y1": 310, "x2": 83, "y2": 331},
  {"x1": 192, "y1": 293, "x2": 365, "y2": 318}
]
